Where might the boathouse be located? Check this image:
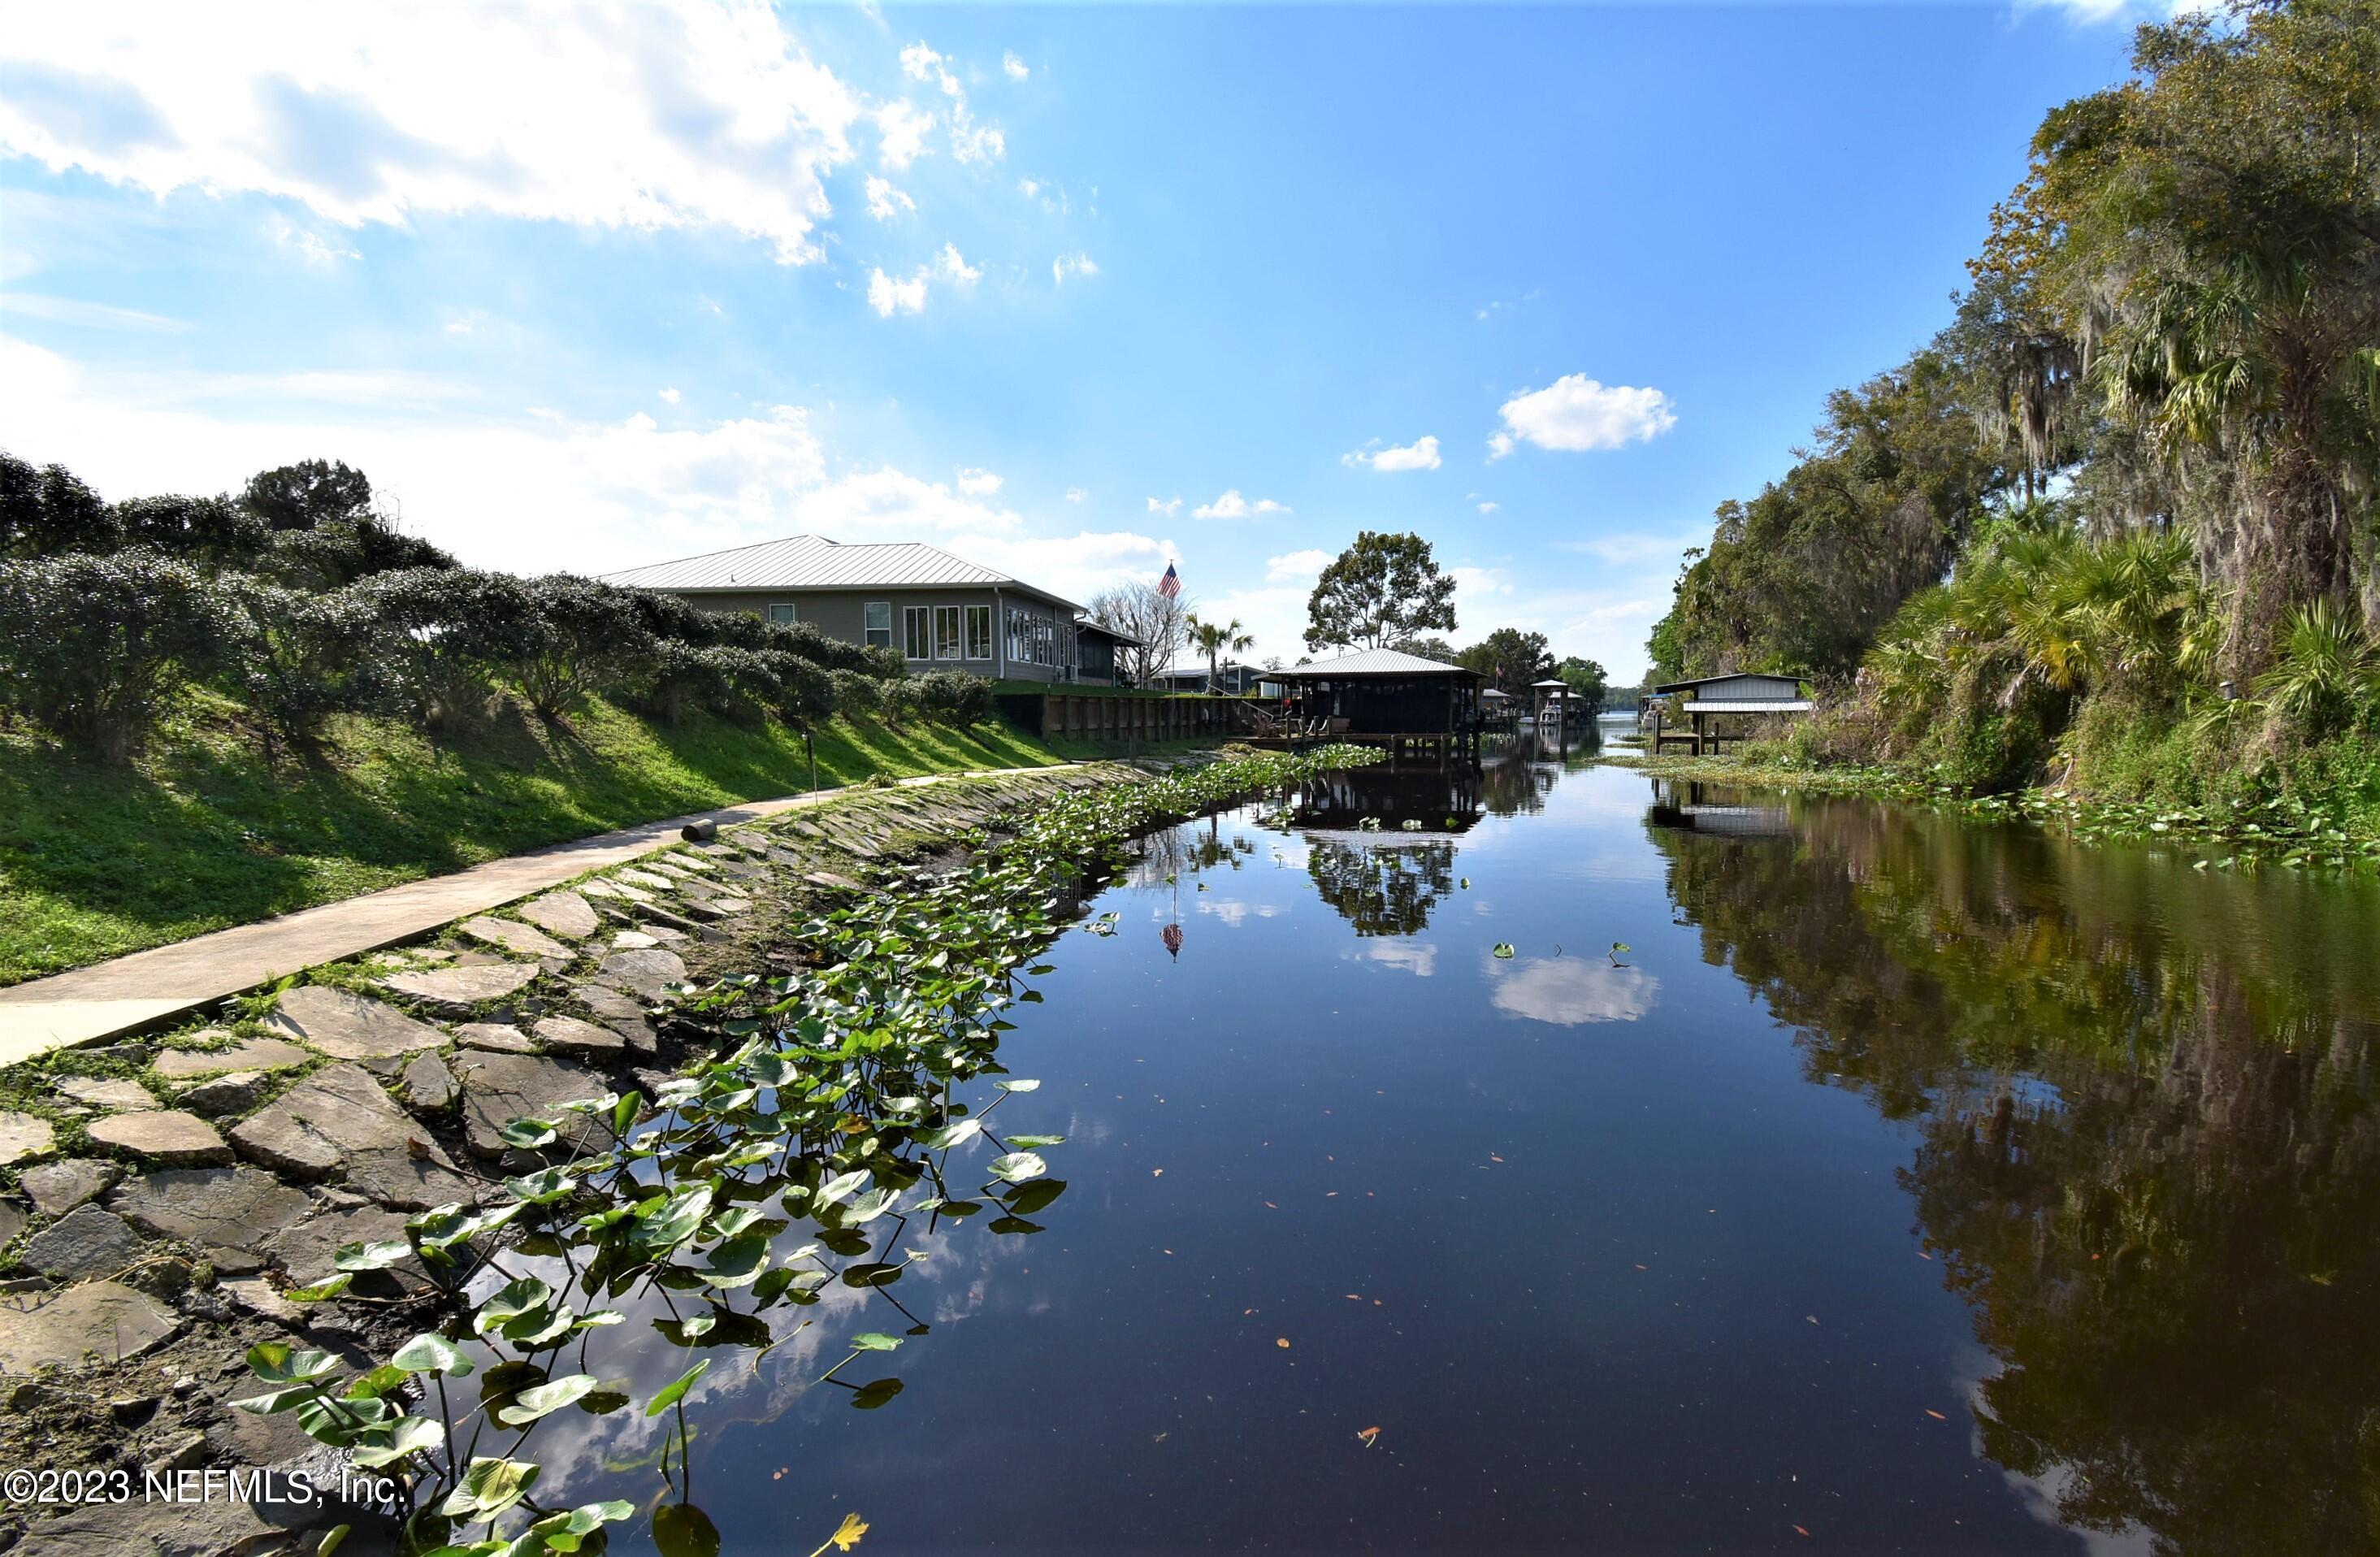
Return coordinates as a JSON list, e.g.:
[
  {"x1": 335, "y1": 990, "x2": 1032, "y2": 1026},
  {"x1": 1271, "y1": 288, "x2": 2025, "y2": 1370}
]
[
  {"x1": 1647, "y1": 672, "x2": 1813, "y2": 754},
  {"x1": 1277, "y1": 648, "x2": 1484, "y2": 761}
]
